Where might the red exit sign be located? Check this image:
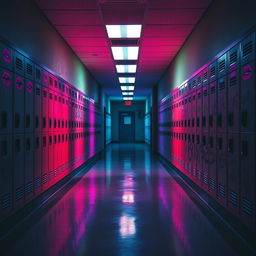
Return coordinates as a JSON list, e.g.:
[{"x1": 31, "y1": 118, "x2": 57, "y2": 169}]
[{"x1": 124, "y1": 101, "x2": 132, "y2": 106}]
